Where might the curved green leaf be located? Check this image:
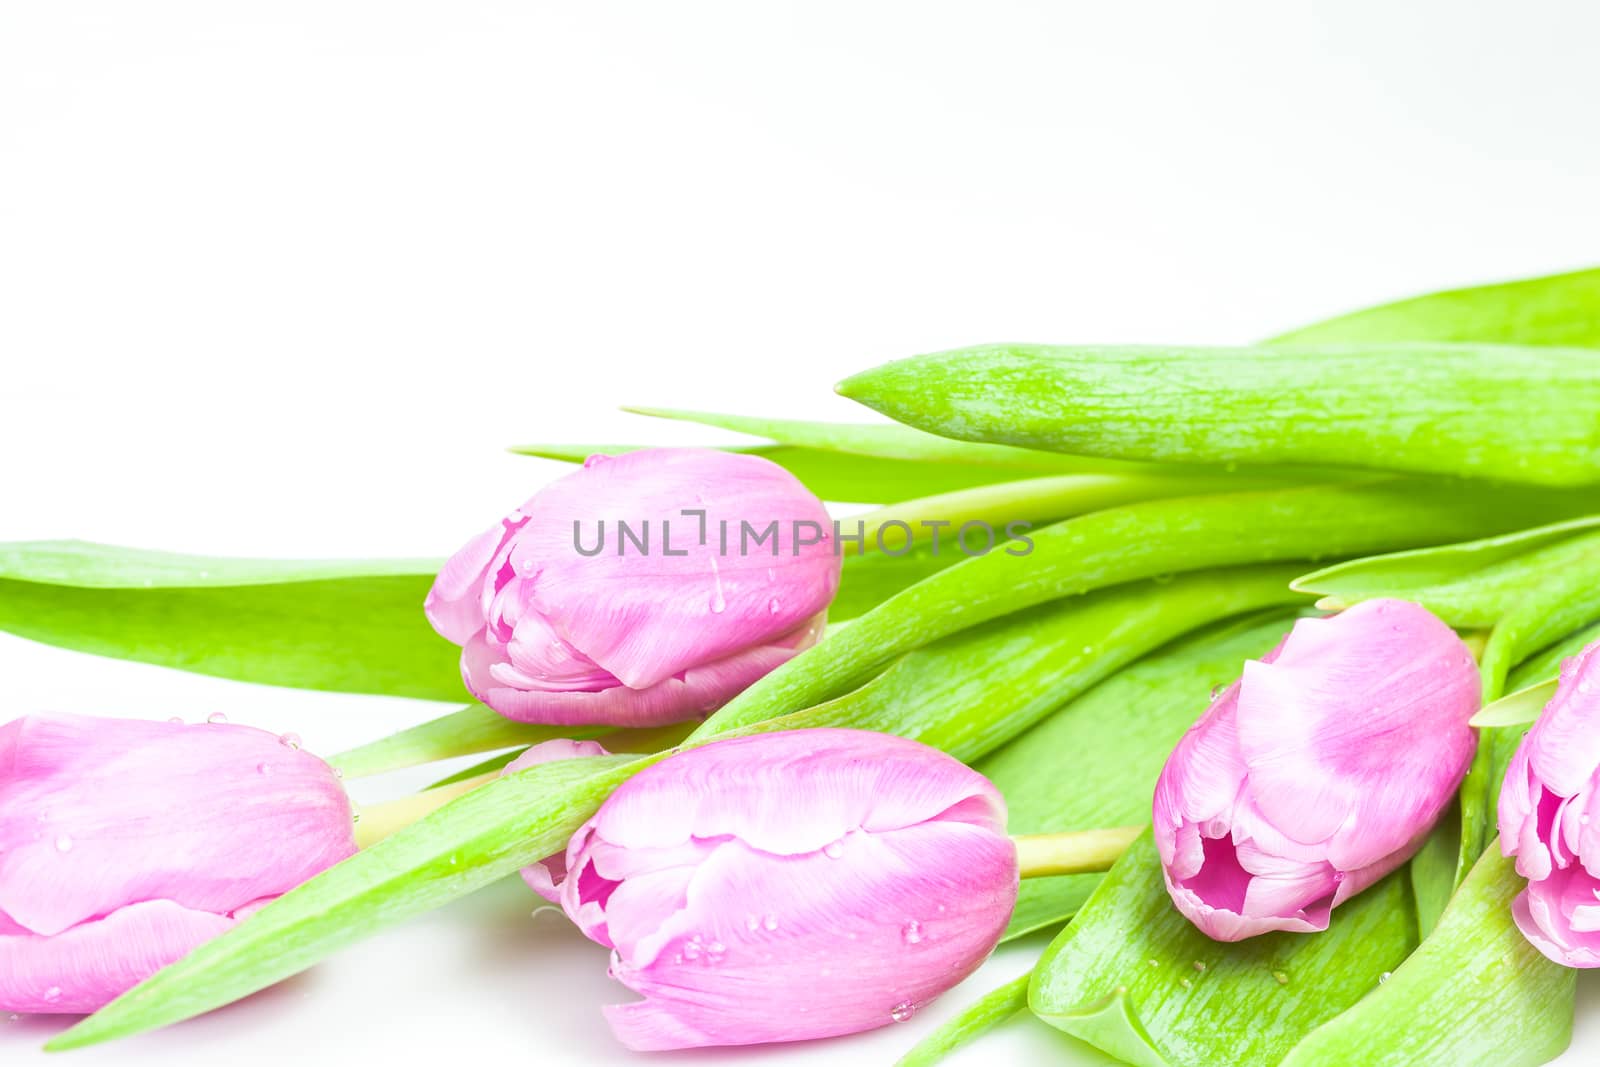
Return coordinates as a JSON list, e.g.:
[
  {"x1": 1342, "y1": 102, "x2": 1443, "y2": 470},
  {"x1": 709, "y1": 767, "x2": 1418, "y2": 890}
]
[
  {"x1": 695, "y1": 480, "x2": 1600, "y2": 739},
  {"x1": 897, "y1": 971, "x2": 1032, "y2": 1067},
  {"x1": 1270, "y1": 266, "x2": 1600, "y2": 347},
  {"x1": 0, "y1": 542, "x2": 457, "y2": 700},
  {"x1": 1279, "y1": 846, "x2": 1574, "y2": 1067},
  {"x1": 1028, "y1": 833, "x2": 1416, "y2": 1067},
  {"x1": 837, "y1": 342, "x2": 1600, "y2": 487},
  {"x1": 1292, "y1": 517, "x2": 1600, "y2": 626}
]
